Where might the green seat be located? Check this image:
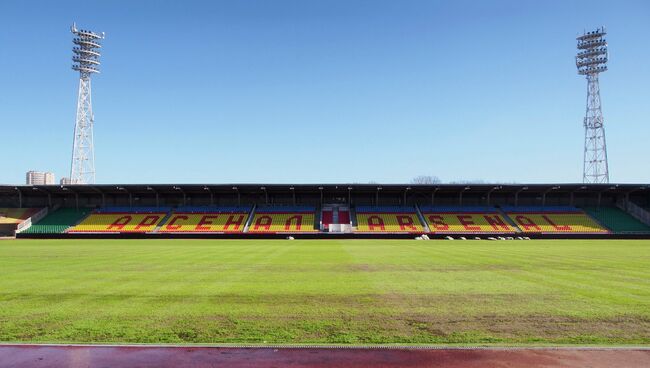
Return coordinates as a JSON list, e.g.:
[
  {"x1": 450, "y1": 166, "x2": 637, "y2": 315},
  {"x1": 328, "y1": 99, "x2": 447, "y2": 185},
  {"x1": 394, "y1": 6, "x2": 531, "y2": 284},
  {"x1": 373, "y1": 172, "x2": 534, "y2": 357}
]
[
  {"x1": 583, "y1": 206, "x2": 650, "y2": 233},
  {"x1": 23, "y1": 208, "x2": 91, "y2": 234}
]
